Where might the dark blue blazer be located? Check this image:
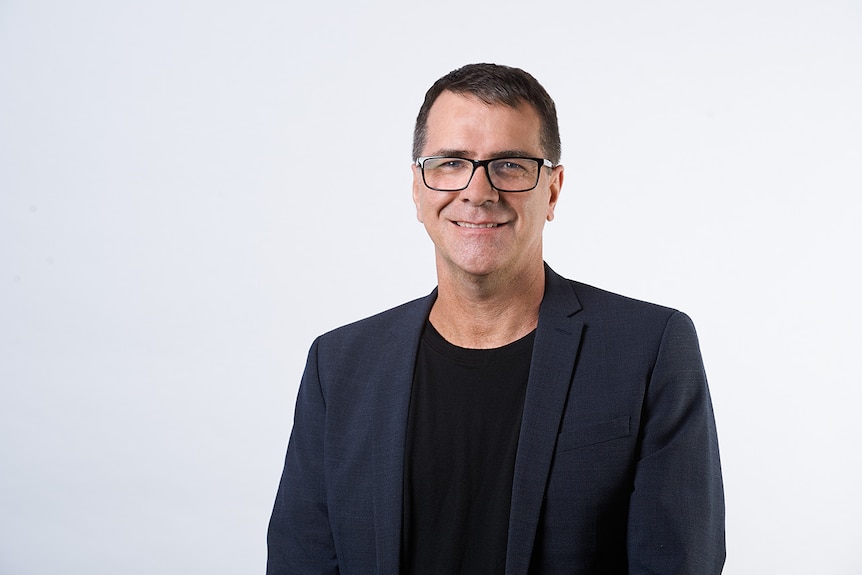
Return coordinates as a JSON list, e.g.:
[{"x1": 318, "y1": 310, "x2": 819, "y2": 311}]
[{"x1": 267, "y1": 266, "x2": 725, "y2": 574}]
